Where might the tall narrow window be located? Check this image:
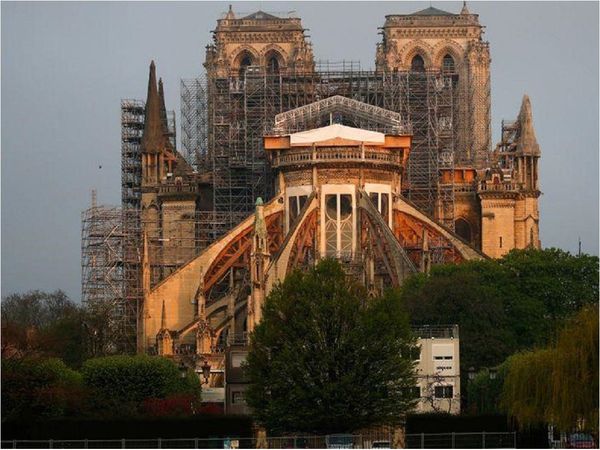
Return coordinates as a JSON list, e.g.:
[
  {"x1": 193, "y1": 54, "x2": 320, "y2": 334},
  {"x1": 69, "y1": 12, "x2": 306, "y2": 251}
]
[
  {"x1": 499, "y1": 236, "x2": 503, "y2": 248},
  {"x1": 238, "y1": 53, "x2": 253, "y2": 77},
  {"x1": 289, "y1": 196, "x2": 299, "y2": 225},
  {"x1": 455, "y1": 218, "x2": 472, "y2": 243},
  {"x1": 442, "y1": 54, "x2": 455, "y2": 74},
  {"x1": 324, "y1": 193, "x2": 354, "y2": 257},
  {"x1": 411, "y1": 55, "x2": 426, "y2": 72},
  {"x1": 325, "y1": 195, "x2": 338, "y2": 257},
  {"x1": 381, "y1": 193, "x2": 389, "y2": 224},
  {"x1": 339, "y1": 194, "x2": 353, "y2": 255},
  {"x1": 288, "y1": 194, "x2": 309, "y2": 229},
  {"x1": 267, "y1": 54, "x2": 280, "y2": 75}
]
